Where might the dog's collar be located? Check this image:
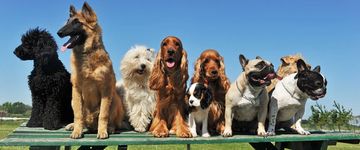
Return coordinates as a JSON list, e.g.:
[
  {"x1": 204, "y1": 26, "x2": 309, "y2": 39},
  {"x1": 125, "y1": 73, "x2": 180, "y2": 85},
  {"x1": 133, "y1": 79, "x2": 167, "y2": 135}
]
[{"x1": 236, "y1": 79, "x2": 265, "y2": 104}]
